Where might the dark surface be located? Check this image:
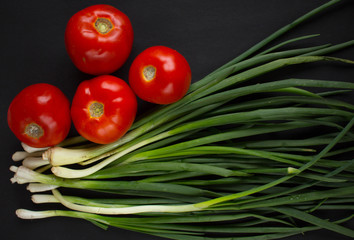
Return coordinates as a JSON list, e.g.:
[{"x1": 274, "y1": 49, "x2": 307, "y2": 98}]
[{"x1": 1, "y1": 0, "x2": 354, "y2": 239}]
